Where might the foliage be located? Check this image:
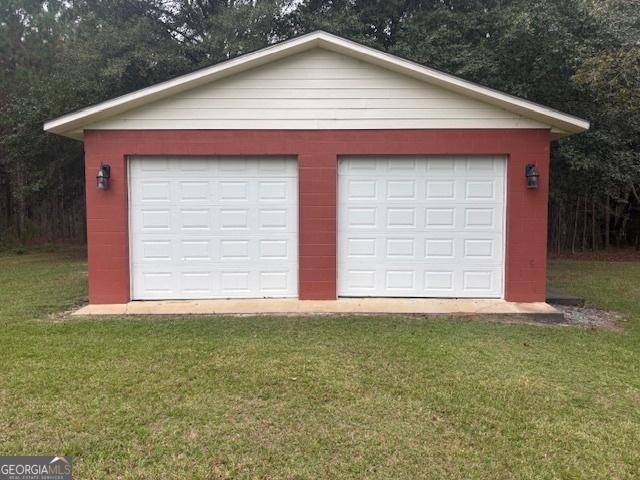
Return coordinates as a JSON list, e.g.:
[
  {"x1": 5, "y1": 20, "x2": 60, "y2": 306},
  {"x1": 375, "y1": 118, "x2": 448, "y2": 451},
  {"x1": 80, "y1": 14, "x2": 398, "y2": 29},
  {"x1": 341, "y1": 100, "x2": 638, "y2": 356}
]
[{"x1": 0, "y1": 0, "x2": 638, "y2": 249}]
